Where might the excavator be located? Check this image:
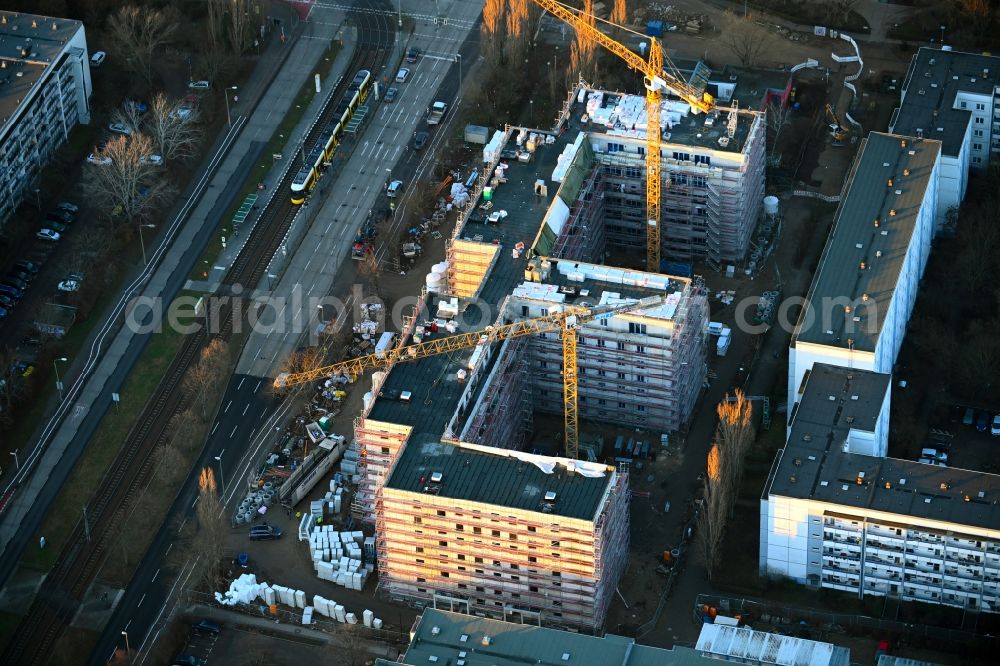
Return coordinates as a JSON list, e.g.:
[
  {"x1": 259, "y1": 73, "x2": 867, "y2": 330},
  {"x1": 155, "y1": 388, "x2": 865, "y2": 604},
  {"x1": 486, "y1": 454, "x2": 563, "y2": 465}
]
[
  {"x1": 825, "y1": 103, "x2": 849, "y2": 144},
  {"x1": 274, "y1": 294, "x2": 664, "y2": 458}
]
